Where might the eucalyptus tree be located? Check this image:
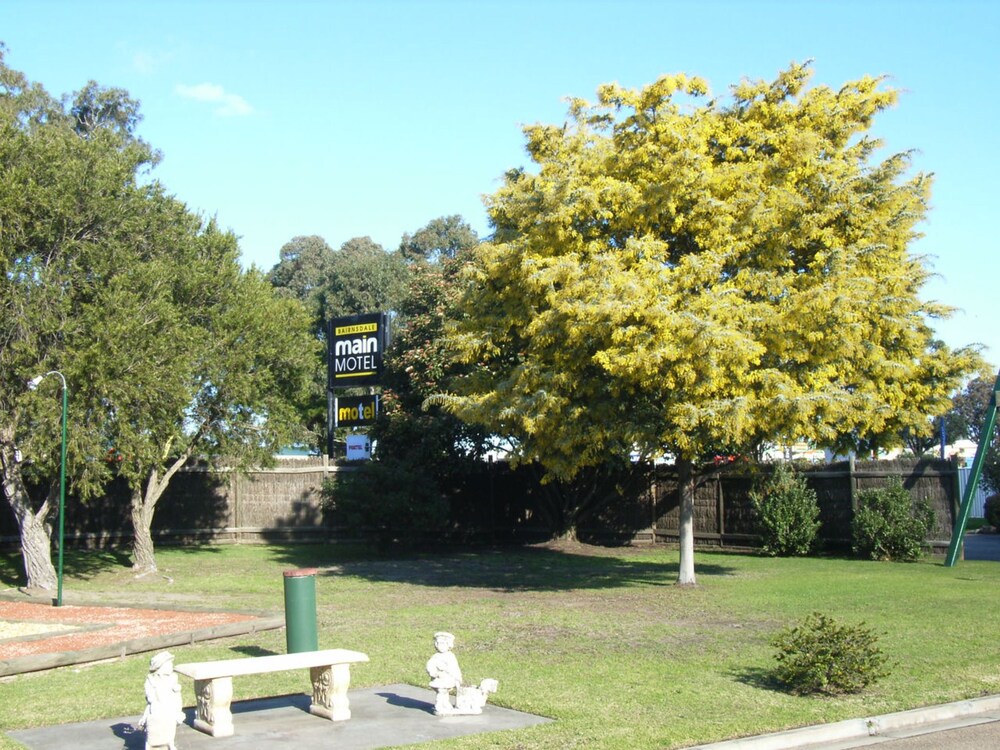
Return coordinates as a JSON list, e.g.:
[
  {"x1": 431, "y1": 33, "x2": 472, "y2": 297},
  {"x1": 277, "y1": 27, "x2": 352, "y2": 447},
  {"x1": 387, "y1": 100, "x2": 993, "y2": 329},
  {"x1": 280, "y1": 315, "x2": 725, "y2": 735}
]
[
  {"x1": 399, "y1": 215, "x2": 480, "y2": 262},
  {"x1": 325, "y1": 236, "x2": 410, "y2": 318},
  {"x1": 269, "y1": 234, "x2": 337, "y2": 328},
  {"x1": 107, "y1": 254, "x2": 316, "y2": 574},
  {"x1": 435, "y1": 63, "x2": 982, "y2": 585},
  {"x1": 0, "y1": 50, "x2": 316, "y2": 582},
  {"x1": 0, "y1": 50, "x2": 162, "y2": 588}
]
